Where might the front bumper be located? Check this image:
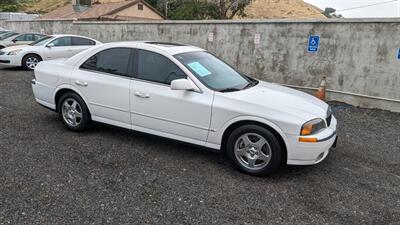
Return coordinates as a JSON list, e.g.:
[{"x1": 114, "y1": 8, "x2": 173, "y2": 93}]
[
  {"x1": 0, "y1": 54, "x2": 21, "y2": 67},
  {"x1": 287, "y1": 115, "x2": 337, "y2": 165}
]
